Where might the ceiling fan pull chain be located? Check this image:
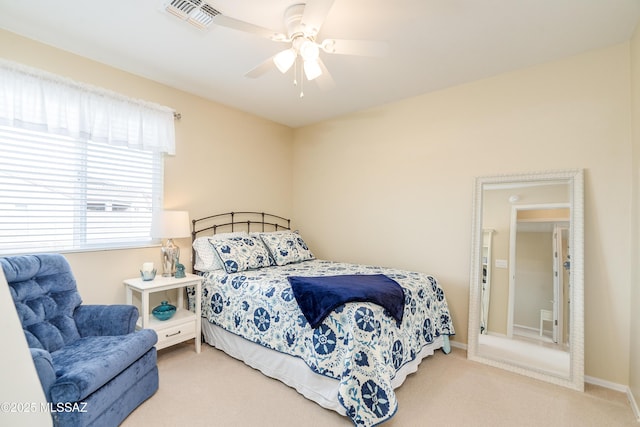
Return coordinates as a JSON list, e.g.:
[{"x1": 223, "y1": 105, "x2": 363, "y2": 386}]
[{"x1": 292, "y1": 56, "x2": 303, "y2": 98}]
